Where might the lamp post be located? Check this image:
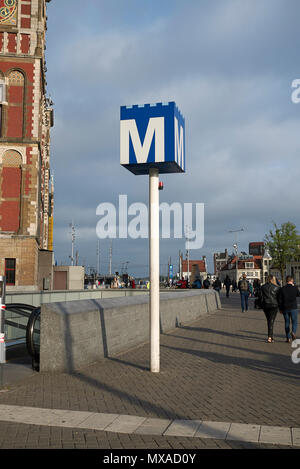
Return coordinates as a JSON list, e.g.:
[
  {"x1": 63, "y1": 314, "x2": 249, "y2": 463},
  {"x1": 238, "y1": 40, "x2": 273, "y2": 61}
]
[
  {"x1": 233, "y1": 243, "x2": 239, "y2": 284},
  {"x1": 229, "y1": 228, "x2": 244, "y2": 284},
  {"x1": 69, "y1": 221, "x2": 75, "y2": 266}
]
